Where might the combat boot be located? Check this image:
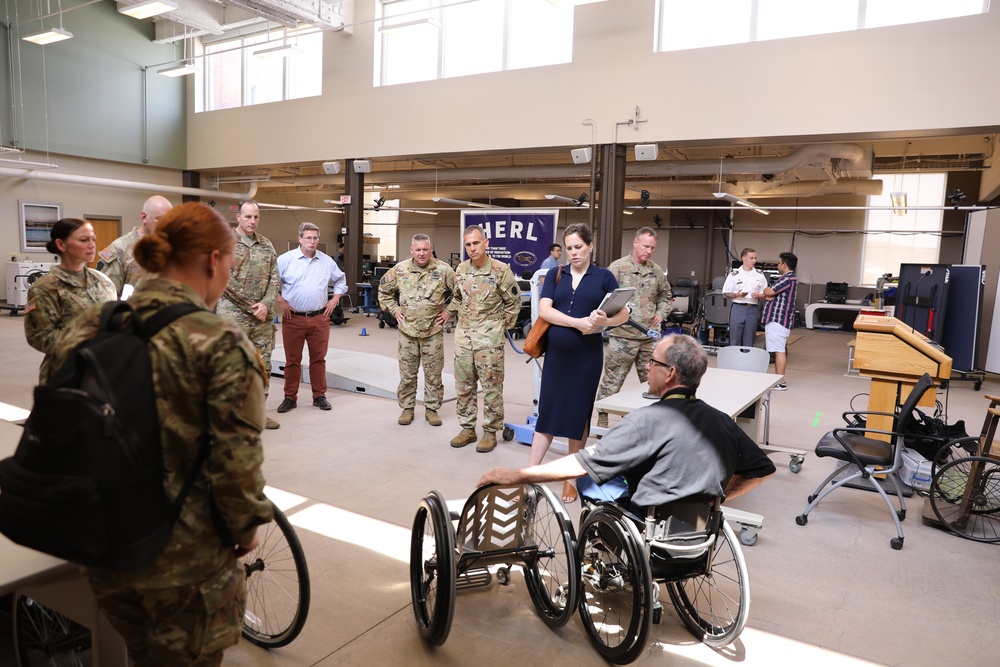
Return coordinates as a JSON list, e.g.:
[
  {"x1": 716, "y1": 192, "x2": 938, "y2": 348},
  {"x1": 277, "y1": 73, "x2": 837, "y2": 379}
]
[
  {"x1": 398, "y1": 408, "x2": 415, "y2": 425},
  {"x1": 597, "y1": 411, "x2": 609, "y2": 429},
  {"x1": 265, "y1": 417, "x2": 280, "y2": 430},
  {"x1": 425, "y1": 409, "x2": 442, "y2": 426},
  {"x1": 476, "y1": 431, "x2": 497, "y2": 453},
  {"x1": 450, "y1": 429, "x2": 477, "y2": 448}
]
